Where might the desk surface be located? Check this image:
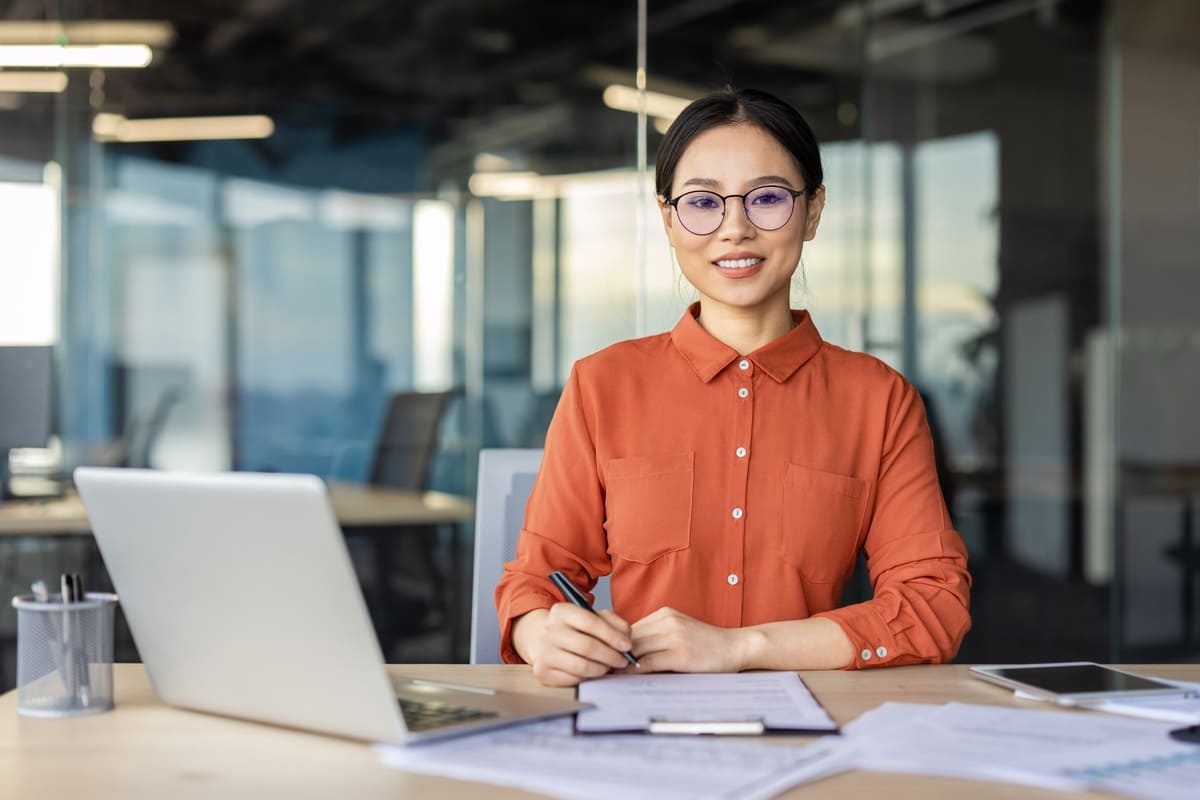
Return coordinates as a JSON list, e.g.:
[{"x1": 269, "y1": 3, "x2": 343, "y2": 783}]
[
  {"x1": 0, "y1": 482, "x2": 474, "y2": 536},
  {"x1": 3, "y1": 662, "x2": 1197, "y2": 799}
]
